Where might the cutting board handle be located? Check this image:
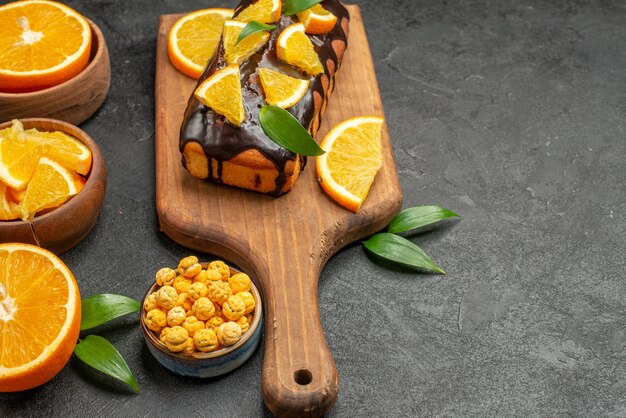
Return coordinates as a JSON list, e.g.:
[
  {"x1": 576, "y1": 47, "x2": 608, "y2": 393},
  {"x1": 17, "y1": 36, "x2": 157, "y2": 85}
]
[{"x1": 260, "y1": 261, "x2": 338, "y2": 417}]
